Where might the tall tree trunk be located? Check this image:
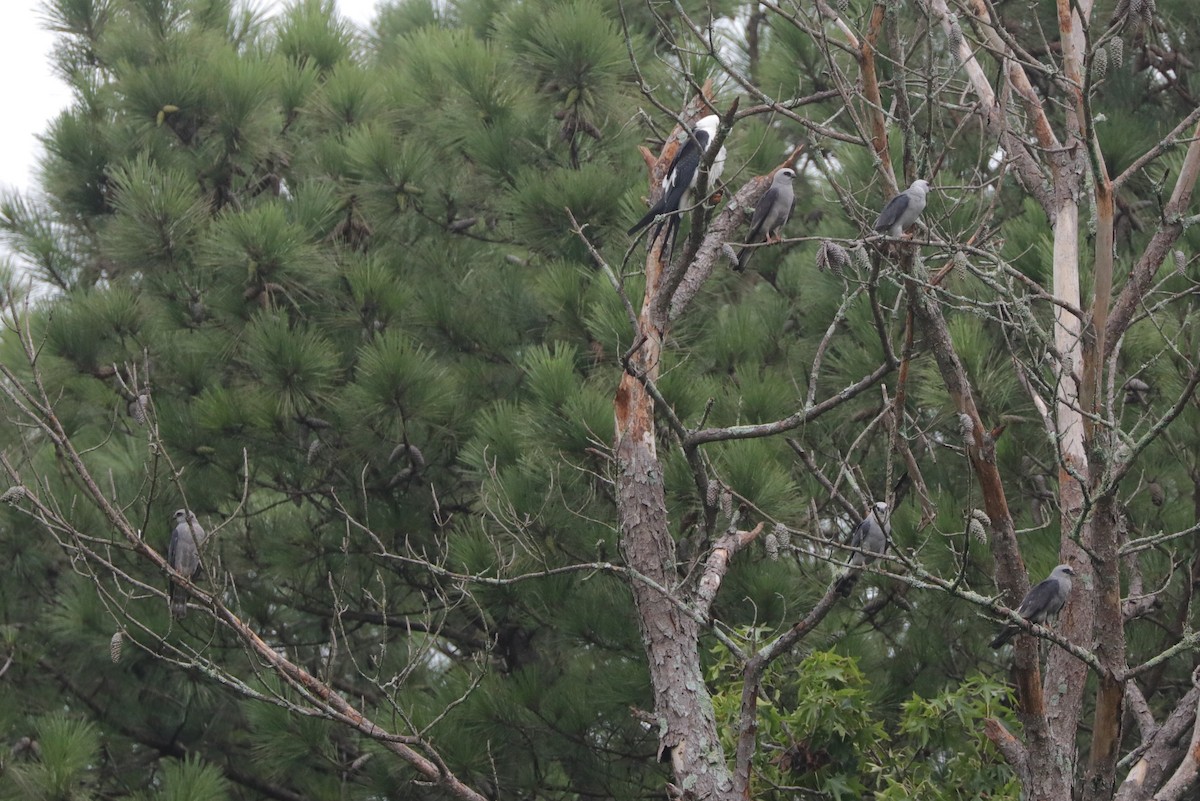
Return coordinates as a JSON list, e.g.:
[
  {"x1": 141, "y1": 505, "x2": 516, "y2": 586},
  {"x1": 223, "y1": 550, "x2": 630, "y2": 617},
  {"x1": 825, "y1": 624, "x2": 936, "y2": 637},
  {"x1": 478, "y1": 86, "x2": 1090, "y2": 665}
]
[{"x1": 615, "y1": 103, "x2": 737, "y2": 800}]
